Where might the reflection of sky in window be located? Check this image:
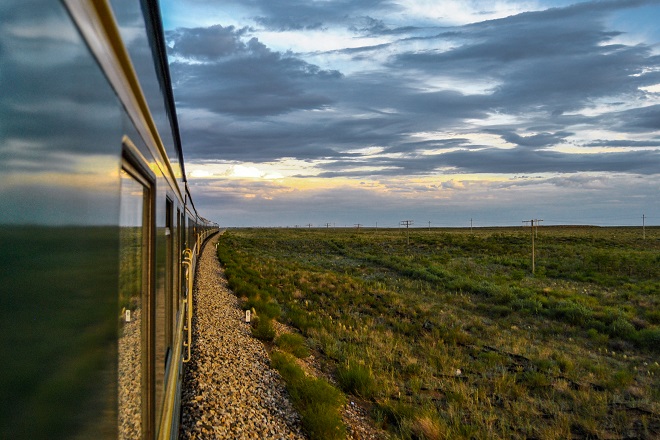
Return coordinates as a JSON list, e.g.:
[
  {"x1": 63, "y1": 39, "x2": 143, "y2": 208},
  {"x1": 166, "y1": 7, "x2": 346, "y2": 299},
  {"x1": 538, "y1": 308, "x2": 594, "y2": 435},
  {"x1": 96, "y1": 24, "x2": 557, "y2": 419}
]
[
  {"x1": 0, "y1": 0, "x2": 124, "y2": 225},
  {"x1": 120, "y1": 170, "x2": 145, "y2": 227}
]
